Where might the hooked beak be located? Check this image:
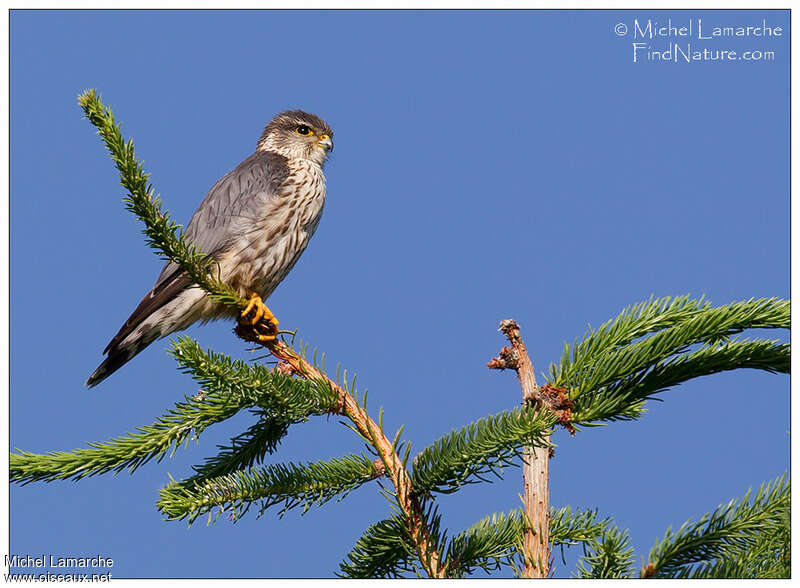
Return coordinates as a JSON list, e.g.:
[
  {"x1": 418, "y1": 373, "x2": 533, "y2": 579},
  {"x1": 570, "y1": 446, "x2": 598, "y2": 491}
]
[{"x1": 318, "y1": 134, "x2": 333, "y2": 153}]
